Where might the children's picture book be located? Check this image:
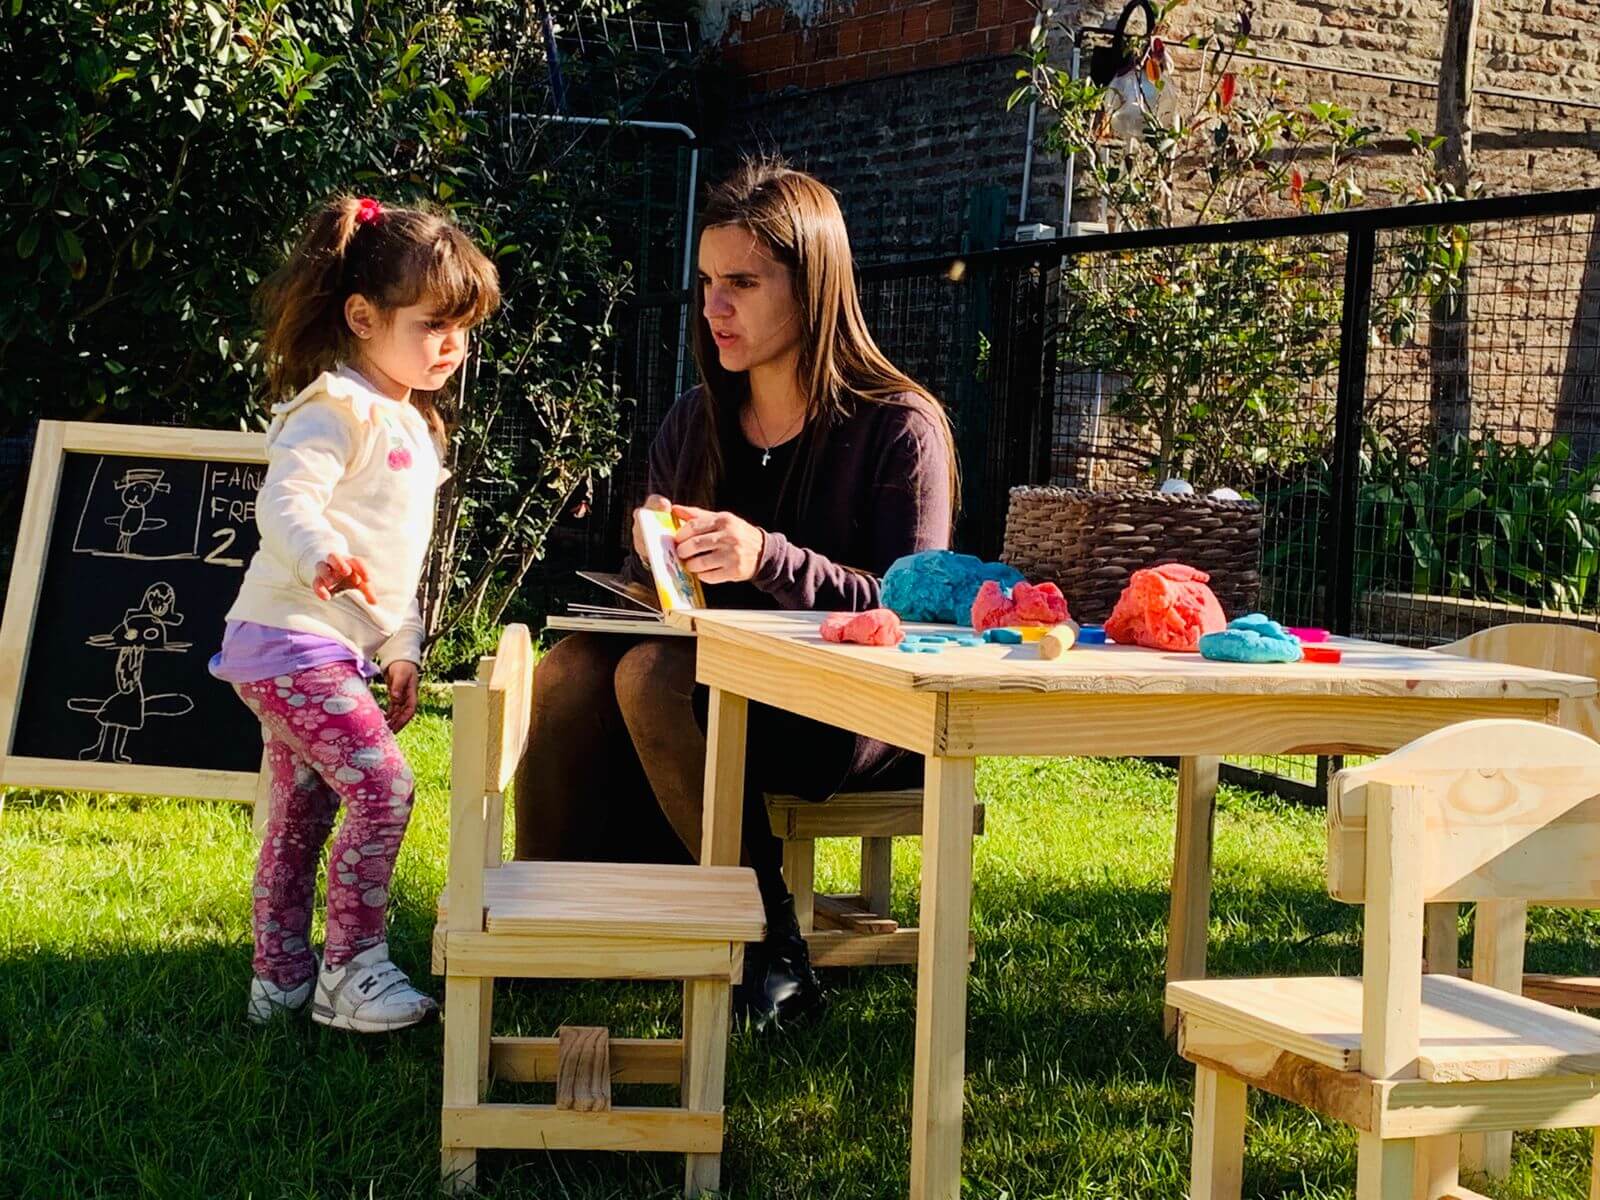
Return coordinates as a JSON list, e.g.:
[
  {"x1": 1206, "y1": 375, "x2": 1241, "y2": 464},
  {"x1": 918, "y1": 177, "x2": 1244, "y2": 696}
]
[
  {"x1": 551, "y1": 513, "x2": 703, "y2": 638},
  {"x1": 635, "y1": 506, "x2": 705, "y2": 612}
]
